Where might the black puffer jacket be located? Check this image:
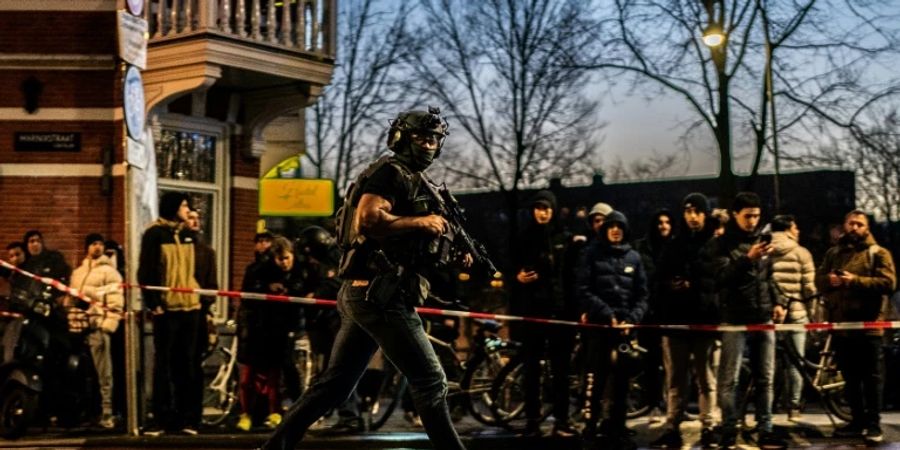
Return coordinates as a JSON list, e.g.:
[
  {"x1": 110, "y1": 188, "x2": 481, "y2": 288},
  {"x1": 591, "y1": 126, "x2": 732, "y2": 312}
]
[
  {"x1": 701, "y1": 221, "x2": 781, "y2": 324},
  {"x1": 656, "y1": 216, "x2": 718, "y2": 327},
  {"x1": 575, "y1": 211, "x2": 649, "y2": 324}
]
